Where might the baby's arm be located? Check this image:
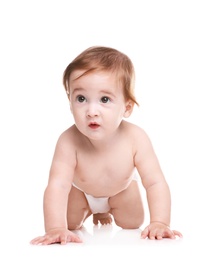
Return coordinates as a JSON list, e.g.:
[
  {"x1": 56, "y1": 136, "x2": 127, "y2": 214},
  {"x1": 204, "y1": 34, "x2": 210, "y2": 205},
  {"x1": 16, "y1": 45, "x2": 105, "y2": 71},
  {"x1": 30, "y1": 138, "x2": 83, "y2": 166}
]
[
  {"x1": 140, "y1": 181, "x2": 182, "y2": 239},
  {"x1": 134, "y1": 128, "x2": 182, "y2": 239},
  {"x1": 31, "y1": 131, "x2": 82, "y2": 245}
]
